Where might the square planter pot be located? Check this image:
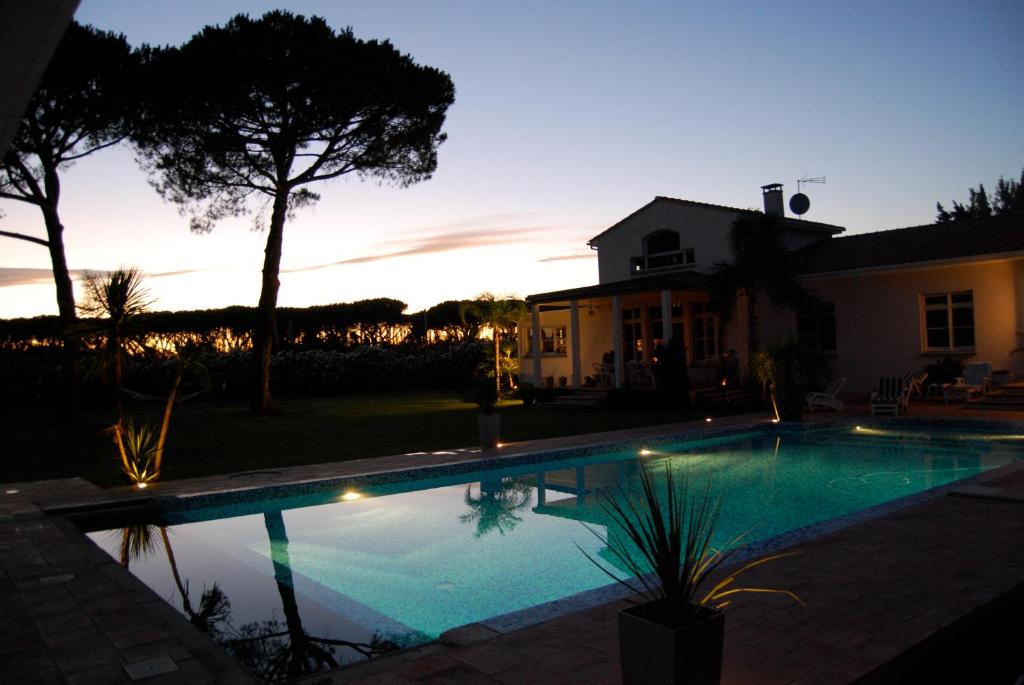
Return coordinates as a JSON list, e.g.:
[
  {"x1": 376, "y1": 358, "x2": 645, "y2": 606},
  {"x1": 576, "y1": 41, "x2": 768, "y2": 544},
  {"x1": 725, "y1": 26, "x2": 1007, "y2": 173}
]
[
  {"x1": 477, "y1": 413, "x2": 500, "y2": 448},
  {"x1": 618, "y1": 602, "x2": 724, "y2": 685}
]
